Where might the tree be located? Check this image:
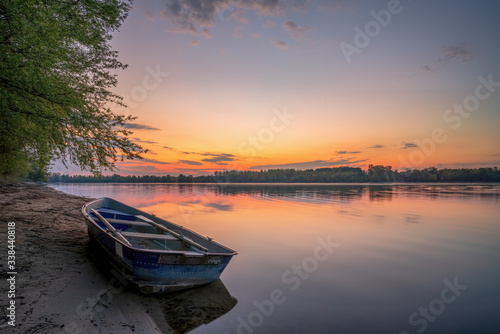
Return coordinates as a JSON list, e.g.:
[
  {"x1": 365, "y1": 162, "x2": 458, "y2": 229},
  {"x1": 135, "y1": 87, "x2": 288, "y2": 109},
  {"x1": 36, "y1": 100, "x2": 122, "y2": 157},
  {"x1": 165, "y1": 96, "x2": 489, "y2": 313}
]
[{"x1": 0, "y1": 0, "x2": 145, "y2": 179}]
